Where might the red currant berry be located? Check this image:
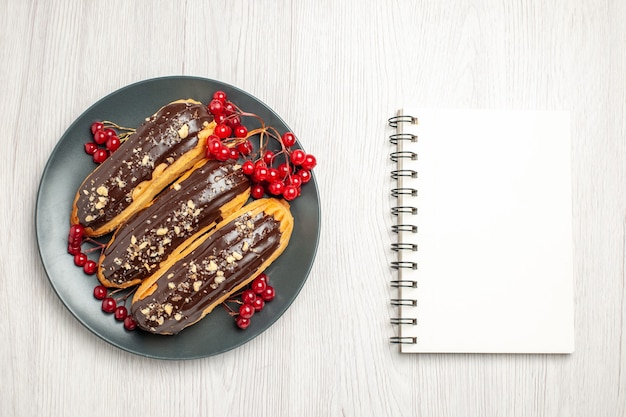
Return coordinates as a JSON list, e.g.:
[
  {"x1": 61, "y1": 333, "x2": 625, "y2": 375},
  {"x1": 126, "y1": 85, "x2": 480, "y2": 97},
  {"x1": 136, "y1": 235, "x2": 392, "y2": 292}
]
[
  {"x1": 103, "y1": 128, "x2": 116, "y2": 138},
  {"x1": 216, "y1": 145, "x2": 231, "y2": 162},
  {"x1": 241, "y1": 289, "x2": 257, "y2": 305},
  {"x1": 93, "y1": 285, "x2": 107, "y2": 300},
  {"x1": 257, "y1": 273, "x2": 269, "y2": 283},
  {"x1": 73, "y1": 253, "x2": 87, "y2": 267},
  {"x1": 250, "y1": 184, "x2": 265, "y2": 199},
  {"x1": 239, "y1": 303, "x2": 255, "y2": 319},
  {"x1": 277, "y1": 163, "x2": 291, "y2": 179},
  {"x1": 267, "y1": 181, "x2": 284, "y2": 196},
  {"x1": 215, "y1": 114, "x2": 226, "y2": 124},
  {"x1": 297, "y1": 169, "x2": 312, "y2": 184},
  {"x1": 207, "y1": 135, "x2": 222, "y2": 155},
  {"x1": 268, "y1": 168, "x2": 279, "y2": 183},
  {"x1": 251, "y1": 277, "x2": 267, "y2": 294},
  {"x1": 288, "y1": 175, "x2": 302, "y2": 188},
  {"x1": 282, "y1": 185, "x2": 298, "y2": 201},
  {"x1": 69, "y1": 224, "x2": 85, "y2": 241},
  {"x1": 301, "y1": 153, "x2": 317, "y2": 170},
  {"x1": 223, "y1": 101, "x2": 236, "y2": 116},
  {"x1": 255, "y1": 160, "x2": 267, "y2": 169},
  {"x1": 234, "y1": 125, "x2": 248, "y2": 138},
  {"x1": 214, "y1": 124, "x2": 232, "y2": 139},
  {"x1": 236, "y1": 316, "x2": 250, "y2": 329},
  {"x1": 282, "y1": 132, "x2": 296, "y2": 147},
  {"x1": 229, "y1": 148, "x2": 239, "y2": 160},
  {"x1": 67, "y1": 243, "x2": 82, "y2": 255},
  {"x1": 212, "y1": 90, "x2": 227, "y2": 103},
  {"x1": 261, "y1": 285, "x2": 276, "y2": 302},
  {"x1": 252, "y1": 297, "x2": 265, "y2": 312},
  {"x1": 106, "y1": 136, "x2": 121, "y2": 152},
  {"x1": 237, "y1": 140, "x2": 253, "y2": 156},
  {"x1": 253, "y1": 166, "x2": 269, "y2": 182},
  {"x1": 208, "y1": 99, "x2": 224, "y2": 115},
  {"x1": 92, "y1": 149, "x2": 108, "y2": 164},
  {"x1": 114, "y1": 306, "x2": 128, "y2": 321},
  {"x1": 83, "y1": 260, "x2": 97, "y2": 275},
  {"x1": 242, "y1": 160, "x2": 255, "y2": 175},
  {"x1": 225, "y1": 115, "x2": 241, "y2": 128},
  {"x1": 123, "y1": 316, "x2": 137, "y2": 331},
  {"x1": 84, "y1": 142, "x2": 98, "y2": 155},
  {"x1": 93, "y1": 130, "x2": 107, "y2": 145},
  {"x1": 90, "y1": 121, "x2": 104, "y2": 135},
  {"x1": 263, "y1": 150, "x2": 274, "y2": 165},
  {"x1": 290, "y1": 149, "x2": 306, "y2": 166},
  {"x1": 101, "y1": 297, "x2": 116, "y2": 313}
]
